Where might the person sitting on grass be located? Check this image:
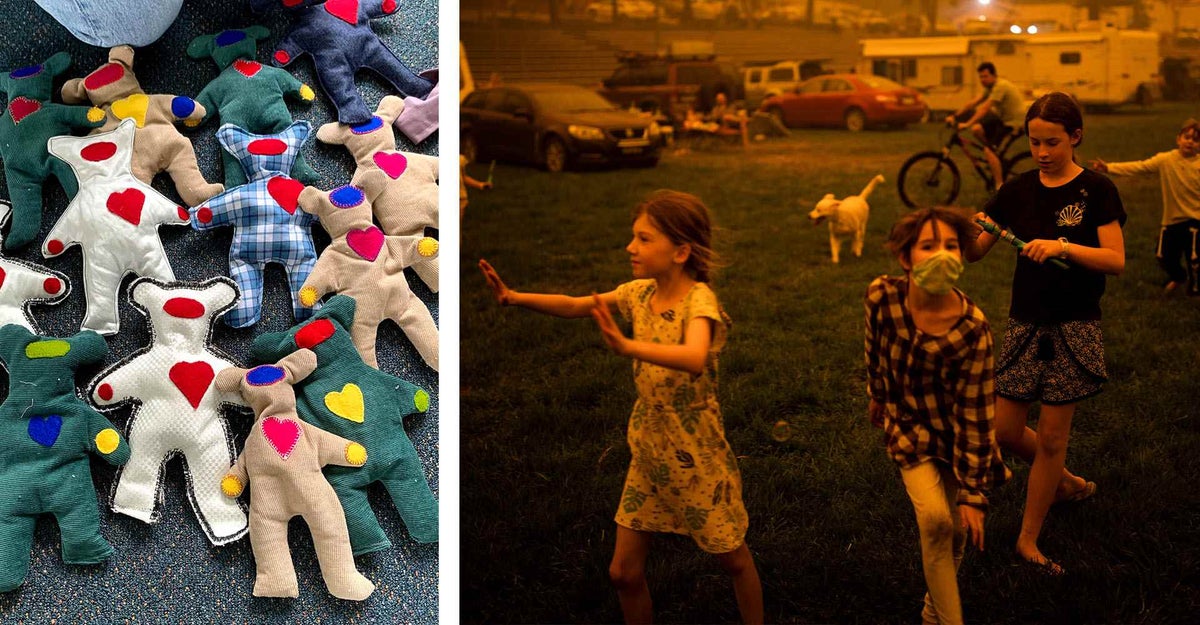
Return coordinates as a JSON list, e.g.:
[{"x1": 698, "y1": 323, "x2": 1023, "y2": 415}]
[
  {"x1": 1090, "y1": 118, "x2": 1200, "y2": 296},
  {"x1": 706, "y1": 91, "x2": 749, "y2": 147},
  {"x1": 478, "y1": 189, "x2": 763, "y2": 624},
  {"x1": 865, "y1": 206, "x2": 1011, "y2": 625}
]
